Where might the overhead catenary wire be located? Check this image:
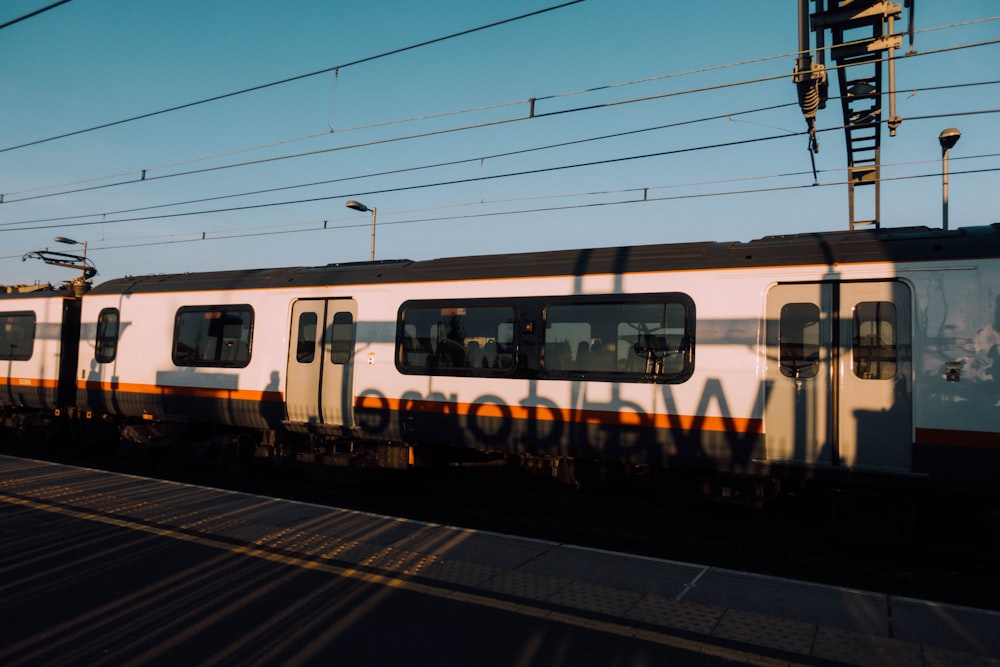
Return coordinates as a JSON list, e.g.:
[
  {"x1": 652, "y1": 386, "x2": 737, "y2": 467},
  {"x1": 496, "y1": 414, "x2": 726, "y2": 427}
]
[
  {"x1": 0, "y1": 0, "x2": 586, "y2": 155},
  {"x1": 0, "y1": 0, "x2": 74, "y2": 31},
  {"x1": 46, "y1": 150, "x2": 1000, "y2": 250},
  {"x1": 3, "y1": 74, "x2": 998, "y2": 225},
  {"x1": 3, "y1": 105, "x2": 997, "y2": 235},
  {"x1": 4, "y1": 161, "x2": 998, "y2": 264},
  {"x1": 2, "y1": 11, "x2": 998, "y2": 273},
  {"x1": 0, "y1": 100, "x2": 802, "y2": 224},
  {"x1": 3, "y1": 34, "x2": 998, "y2": 207}
]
